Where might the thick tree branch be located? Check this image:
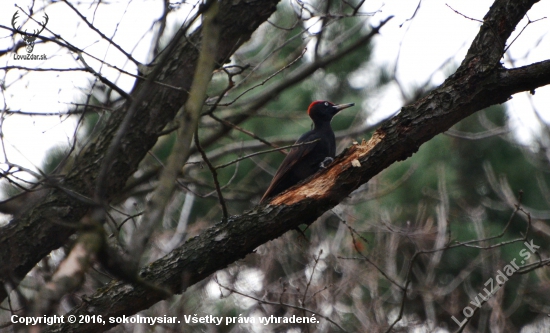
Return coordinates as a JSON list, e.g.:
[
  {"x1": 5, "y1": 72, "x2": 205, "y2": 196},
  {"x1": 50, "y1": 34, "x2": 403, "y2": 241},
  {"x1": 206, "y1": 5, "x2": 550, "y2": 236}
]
[
  {"x1": 498, "y1": 60, "x2": 550, "y2": 93},
  {"x1": 44, "y1": 0, "x2": 549, "y2": 332}
]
